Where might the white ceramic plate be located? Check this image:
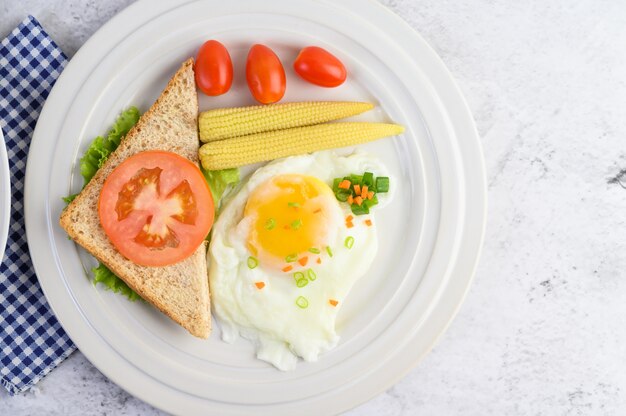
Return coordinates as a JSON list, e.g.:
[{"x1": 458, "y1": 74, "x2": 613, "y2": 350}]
[
  {"x1": 0, "y1": 128, "x2": 9, "y2": 262},
  {"x1": 25, "y1": 0, "x2": 486, "y2": 414}
]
